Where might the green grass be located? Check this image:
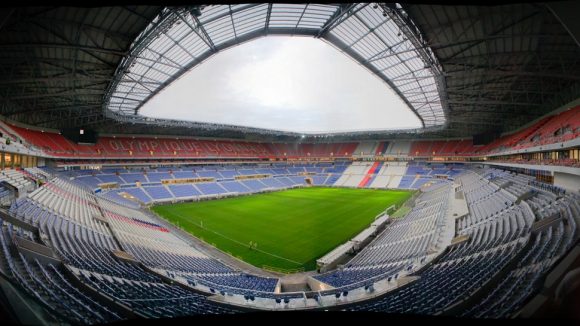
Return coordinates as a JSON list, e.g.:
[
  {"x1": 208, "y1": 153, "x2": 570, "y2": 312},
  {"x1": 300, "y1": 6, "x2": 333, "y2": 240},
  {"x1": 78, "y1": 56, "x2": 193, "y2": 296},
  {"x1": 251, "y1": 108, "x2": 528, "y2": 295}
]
[
  {"x1": 151, "y1": 187, "x2": 413, "y2": 272},
  {"x1": 391, "y1": 205, "x2": 412, "y2": 218}
]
